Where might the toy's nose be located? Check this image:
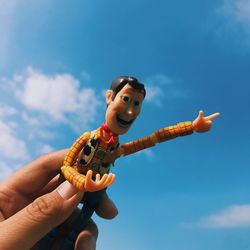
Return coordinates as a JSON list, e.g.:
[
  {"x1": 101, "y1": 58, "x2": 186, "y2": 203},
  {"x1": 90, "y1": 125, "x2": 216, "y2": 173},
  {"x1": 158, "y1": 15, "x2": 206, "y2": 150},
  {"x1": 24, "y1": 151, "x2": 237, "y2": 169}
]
[{"x1": 126, "y1": 106, "x2": 134, "y2": 116}]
